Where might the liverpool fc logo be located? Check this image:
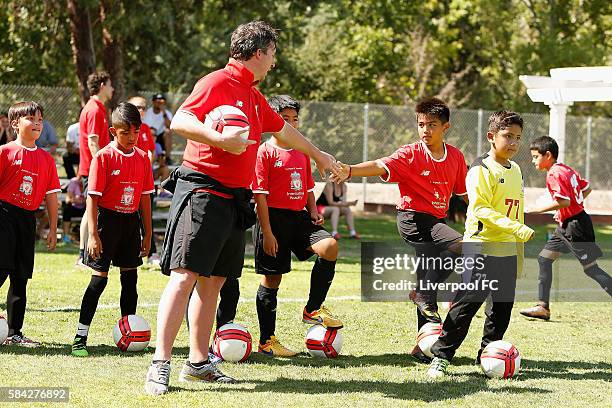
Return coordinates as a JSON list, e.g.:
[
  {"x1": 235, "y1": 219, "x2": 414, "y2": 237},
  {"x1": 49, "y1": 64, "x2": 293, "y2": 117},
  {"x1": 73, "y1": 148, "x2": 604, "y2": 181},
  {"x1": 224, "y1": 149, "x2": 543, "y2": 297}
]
[
  {"x1": 290, "y1": 171, "x2": 302, "y2": 191},
  {"x1": 19, "y1": 175, "x2": 33, "y2": 196},
  {"x1": 120, "y1": 186, "x2": 135, "y2": 206}
]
